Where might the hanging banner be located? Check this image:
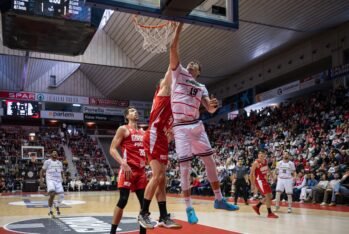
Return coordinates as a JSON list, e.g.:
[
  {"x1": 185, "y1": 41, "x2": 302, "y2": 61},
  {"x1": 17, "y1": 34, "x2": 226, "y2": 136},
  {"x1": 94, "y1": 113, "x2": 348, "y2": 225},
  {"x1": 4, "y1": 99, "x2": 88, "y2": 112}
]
[
  {"x1": 41, "y1": 111, "x2": 84, "y2": 120},
  {"x1": 330, "y1": 63, "x2": 349, "y2": 79},
  {"x1": 36, "y1": 93, "x2": 89, "y2": 104},
  {"x1": 89, "y1": 97, "x2": 129, "y2": 107},
  {"x1": 255, "y1": 81, "x2": 300, "y2": 102},
  {"x1": 82, "y1": 106, "x2": 124, "y2": 116},
  {"x1": 0, "y1": 91, "x2": 35, "y2": 100}
]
